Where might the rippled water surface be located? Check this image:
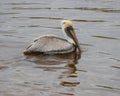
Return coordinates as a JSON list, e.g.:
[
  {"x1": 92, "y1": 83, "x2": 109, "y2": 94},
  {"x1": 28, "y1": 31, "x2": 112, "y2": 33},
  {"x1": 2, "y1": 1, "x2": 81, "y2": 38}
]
[{"x1": 0, "y1": 0, "x2": 120, "y2": 96}]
